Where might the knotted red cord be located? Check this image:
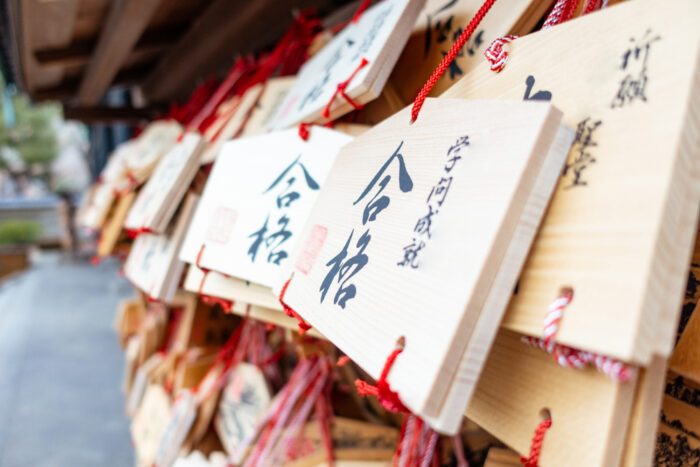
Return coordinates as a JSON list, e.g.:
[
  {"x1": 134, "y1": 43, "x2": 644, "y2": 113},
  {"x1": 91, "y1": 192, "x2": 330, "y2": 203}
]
[
  {"x1": 321, "y1": 57, "x2": 369, "y2": 119},
  {"x1": 354, "y1": 347, "x2": 409, "y2": 413},
  {"x1": 124, "y1": 227, "x2": 154, "y2": 240},
  {"x1": 520, "y1": 417, "x2": 552, "y2": 467},
  {"x1": 411, "y1": 0, "x2": 499, "y2": 122},
  {"x1": 195, "y1": 244, "x2": 234, "y2": 313},
  {"x1": 278, "y1": 277, "x2": 312, "y2": 334},
  {"x1": 484, "y1": 35, "x2": 518, "y2": 73},
  {"x1": 298, "y1": 121, "x2": 335, "y2": 140}
]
